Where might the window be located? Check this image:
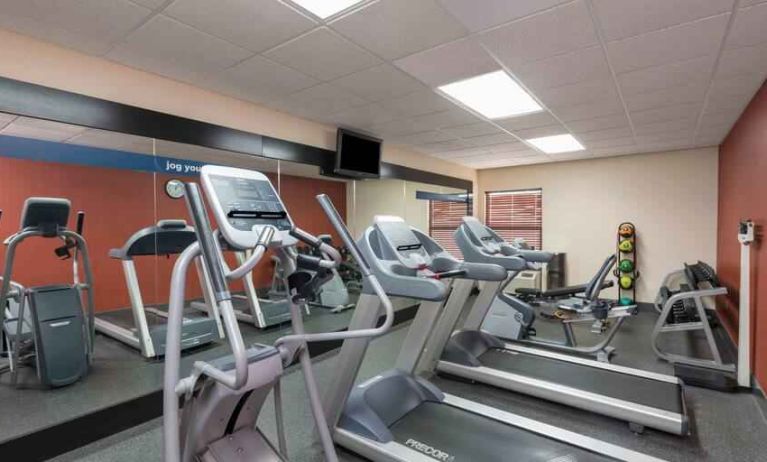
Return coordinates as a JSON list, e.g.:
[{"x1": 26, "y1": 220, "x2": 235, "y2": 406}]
[
  {"x1": 485, "y1": 189, "x2": 542, "y2": 250},
  {"x1": 428, "y1": 199, "x2": 468, "y2": 258}
]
